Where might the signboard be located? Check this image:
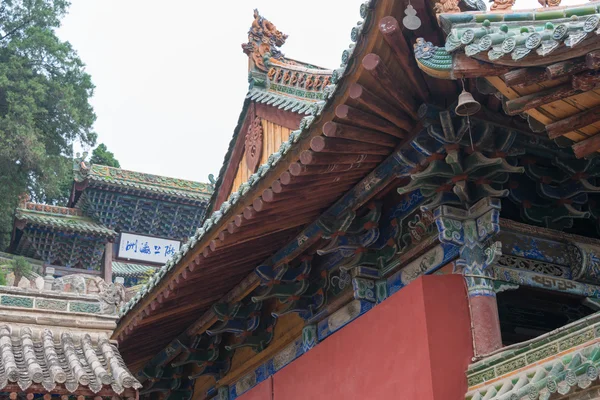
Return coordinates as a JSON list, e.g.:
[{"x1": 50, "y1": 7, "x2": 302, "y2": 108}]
[{"x1": 118, "y1": 232, "x2": 181, "y2": 264}]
